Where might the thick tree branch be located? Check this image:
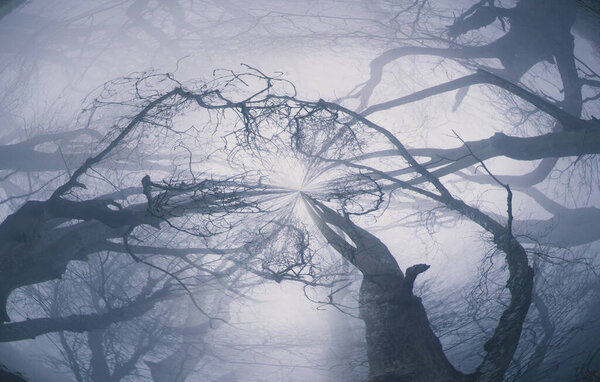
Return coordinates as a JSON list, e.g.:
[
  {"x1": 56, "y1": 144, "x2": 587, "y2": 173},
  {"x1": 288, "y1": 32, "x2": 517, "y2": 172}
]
[{"x1": 0, "y1": 288, "x2": 178, "y2": 342}]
